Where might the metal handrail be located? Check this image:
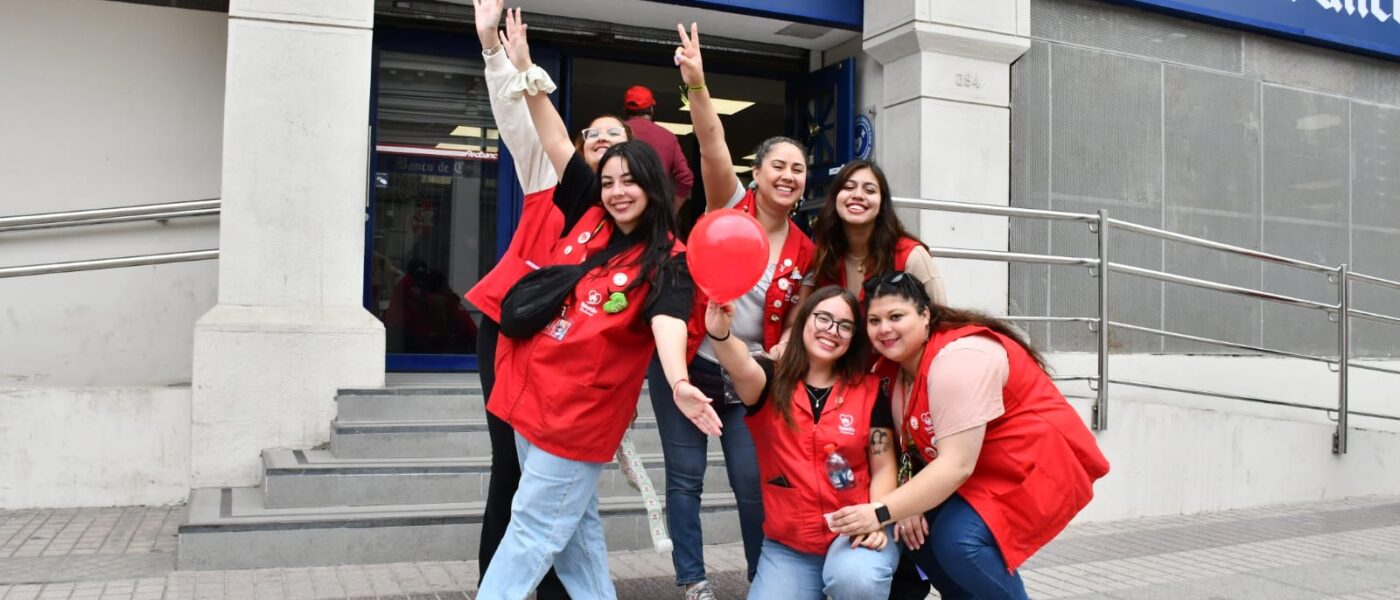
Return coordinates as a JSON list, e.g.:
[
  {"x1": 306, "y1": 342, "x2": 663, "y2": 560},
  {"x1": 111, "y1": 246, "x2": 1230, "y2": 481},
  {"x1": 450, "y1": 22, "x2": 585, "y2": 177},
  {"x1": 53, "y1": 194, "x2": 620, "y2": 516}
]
[
  {"x1": 1105, "y1": 217, "x2": 1335, "y2": 274},
  {"x1": 892, "y1": 196, "x2": 1400, "y2": 451},
  {"x1": 0, "y1": 199, "x2": 220, "y2": 232},
  {"x1": 0, "y1": 250, "x2": 219, "y2": 279},
  {"x1": 1347, "y1": 271, "x2": 1400, "y2": 293}
]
